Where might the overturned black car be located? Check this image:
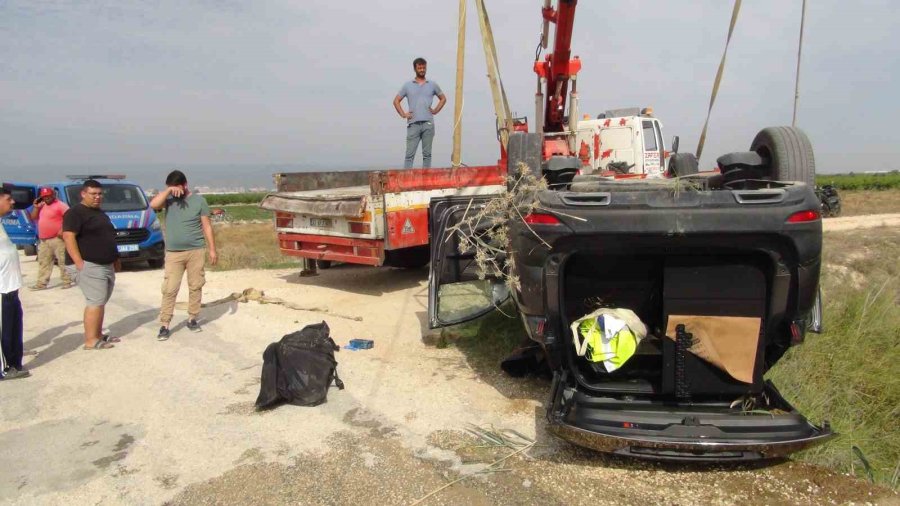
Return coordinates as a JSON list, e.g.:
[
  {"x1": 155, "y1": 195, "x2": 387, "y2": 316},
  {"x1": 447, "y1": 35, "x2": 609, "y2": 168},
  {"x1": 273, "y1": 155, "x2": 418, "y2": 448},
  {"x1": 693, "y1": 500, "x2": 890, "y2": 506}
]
[{"x1": 428, "y1": 127, "x2": 835, "y2": 462}]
